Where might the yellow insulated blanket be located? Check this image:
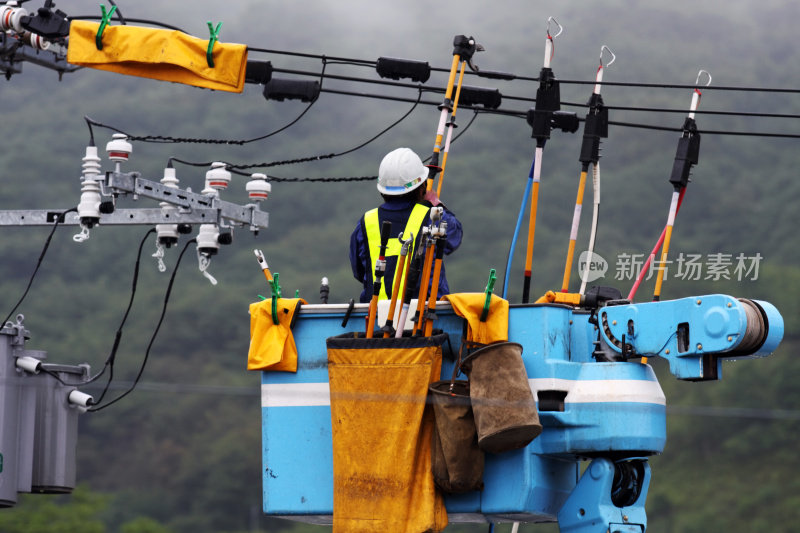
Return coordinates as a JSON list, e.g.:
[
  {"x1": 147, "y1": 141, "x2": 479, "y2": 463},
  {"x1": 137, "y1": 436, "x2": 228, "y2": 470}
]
[
  {"x1": 443, "y1": 293, "x2": 509, "y2": 344},
  {"x1": 247, "y1": 298, "x2": 306, "y2": 372},
  {"x1": 326, "y1": 334, "x2": 449, "y2": 533},
  {"x1": 67, "y1": 21, "x2": 248, "y2": 93}
]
